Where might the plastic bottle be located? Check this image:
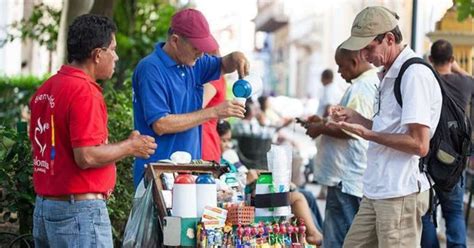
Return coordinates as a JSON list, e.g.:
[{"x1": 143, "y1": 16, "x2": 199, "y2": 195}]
[
  {"x1": 255, "y1": 172, "x2": 274, "y2": 217},
  {"x1": 232, "y1": 74, "x2": 263, "y2": 100},
  {"x1": 224, "y1": 172, "x2": 244, "y2": 203},
  {"x1": 196, "y1": 173, "x2": 217, "y2": 217},
  {"x1": 172, "y1": 172, "x2": 197, "y2": 218}
]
